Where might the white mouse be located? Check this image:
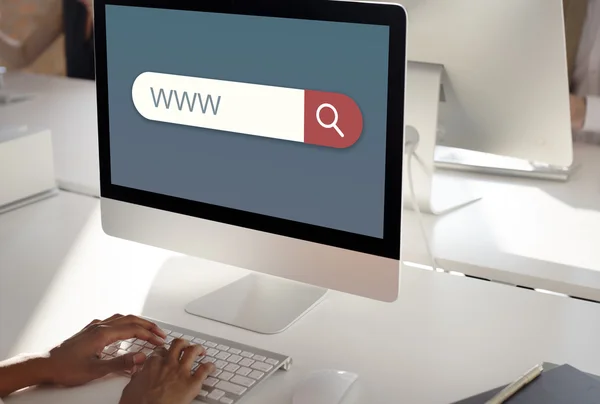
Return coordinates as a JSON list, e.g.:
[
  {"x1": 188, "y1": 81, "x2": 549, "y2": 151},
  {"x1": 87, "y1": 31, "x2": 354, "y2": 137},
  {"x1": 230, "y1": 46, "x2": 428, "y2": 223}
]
[{"x1": 292, "y1": 370, "x2": 359, "y2": 404}]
